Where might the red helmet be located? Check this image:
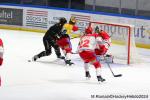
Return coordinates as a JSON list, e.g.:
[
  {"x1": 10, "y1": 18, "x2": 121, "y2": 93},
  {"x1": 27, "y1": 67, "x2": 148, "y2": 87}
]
[{"x1": 85, "y1": 26, "x2": 93, "y2": 34}]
